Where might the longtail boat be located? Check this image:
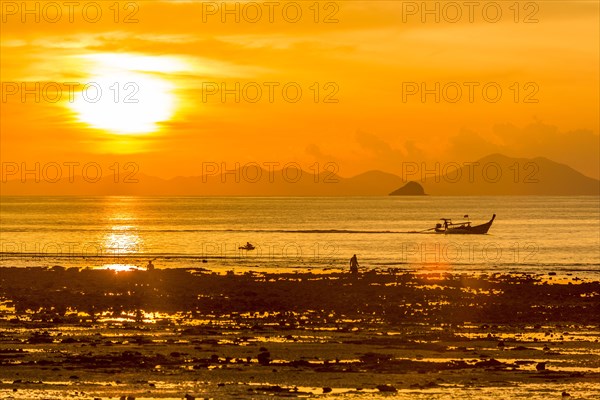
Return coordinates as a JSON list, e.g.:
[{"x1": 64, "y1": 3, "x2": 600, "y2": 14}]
[{"x1": 433, "y1": 214, "x2": 496, "y2": 234}]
